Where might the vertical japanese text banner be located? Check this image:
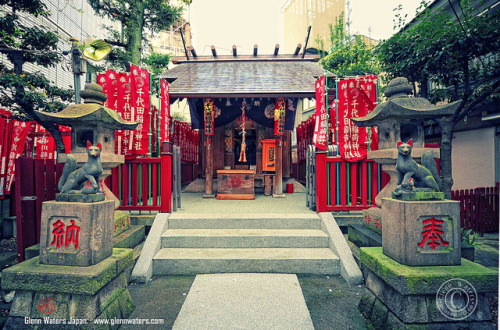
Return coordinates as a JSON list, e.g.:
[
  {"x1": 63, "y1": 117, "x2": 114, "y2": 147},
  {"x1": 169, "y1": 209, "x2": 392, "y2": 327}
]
[
  {"x1": 117, "y1": 73, "x2": 133, "y2": 155},
  {"x1": 160, "y1": 79, "x2": 170, "y2": 142},
  {"x1": 130, "y1": 65, "x2": 151, "y2": 155},
  {"x1": 274, "y1": 97, "x2": 285, "y2": 135},
  {"x1": 312, "y1": 75, "x2": 327, "y2": 151},
  {"x1": 5, "y1": 121, "x2": 32, "y2": 194},
  {"x1": 337, "y1": 77, "x2": 378, "y2": 161},
  {"x1": 203, "y1": 98, "x2": 214, "y2": 135}
]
